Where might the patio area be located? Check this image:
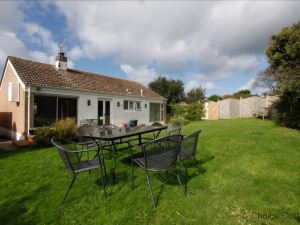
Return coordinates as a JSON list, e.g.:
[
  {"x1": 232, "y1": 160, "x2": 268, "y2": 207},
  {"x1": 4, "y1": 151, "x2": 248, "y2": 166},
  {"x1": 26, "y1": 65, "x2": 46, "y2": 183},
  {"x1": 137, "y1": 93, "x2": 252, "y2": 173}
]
[{"x1": 0, "y1": 119, "x2": 299, "y2": 225}]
